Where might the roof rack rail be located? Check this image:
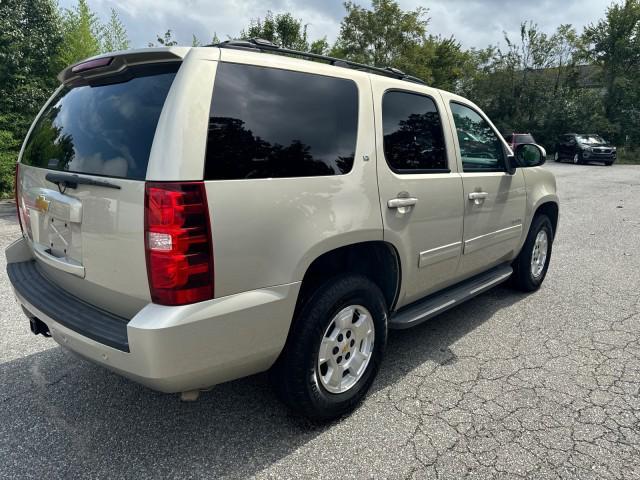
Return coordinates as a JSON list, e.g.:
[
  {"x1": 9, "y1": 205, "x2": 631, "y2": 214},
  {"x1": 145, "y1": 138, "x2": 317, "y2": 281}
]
[{"x1": 210, "y1": 38, "x2": 427, "y2": 85}]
